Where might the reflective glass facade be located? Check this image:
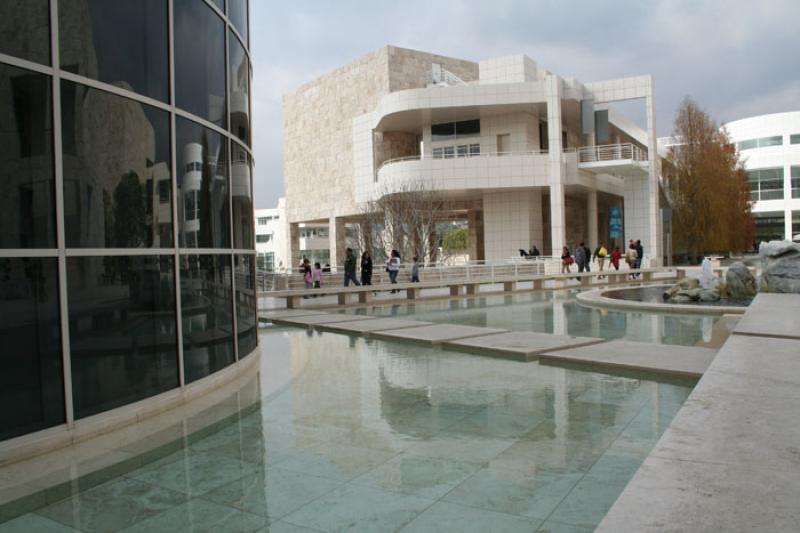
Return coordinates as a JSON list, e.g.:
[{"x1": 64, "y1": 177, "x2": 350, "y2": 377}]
[{"x1": 0, "y1": 0, "x2": 255, "y2": 442}]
